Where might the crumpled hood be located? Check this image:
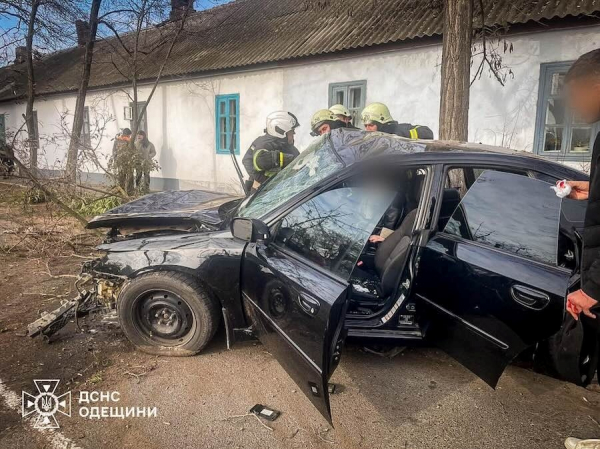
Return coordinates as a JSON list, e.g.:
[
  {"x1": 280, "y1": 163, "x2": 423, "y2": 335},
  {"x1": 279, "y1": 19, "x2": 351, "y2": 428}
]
[{"x1": 87, "y1": 190, "x2": 241, "y2": 230}]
